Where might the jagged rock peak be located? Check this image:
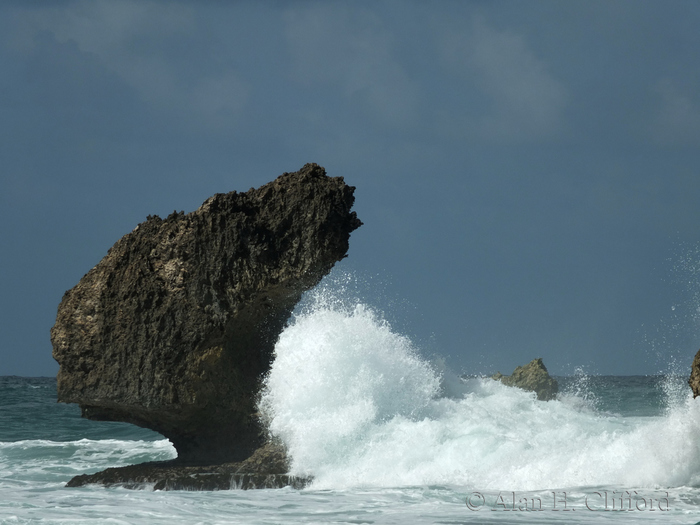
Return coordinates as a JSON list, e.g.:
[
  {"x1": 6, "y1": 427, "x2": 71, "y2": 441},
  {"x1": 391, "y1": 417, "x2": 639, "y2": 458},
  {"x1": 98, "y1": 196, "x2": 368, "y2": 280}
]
[
  {"x1": 51, "y1": 163, "x2": 361, "y2": 466},
  {"x1": 492, "y1": 358, "x2": 559, "y2": 401}
]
